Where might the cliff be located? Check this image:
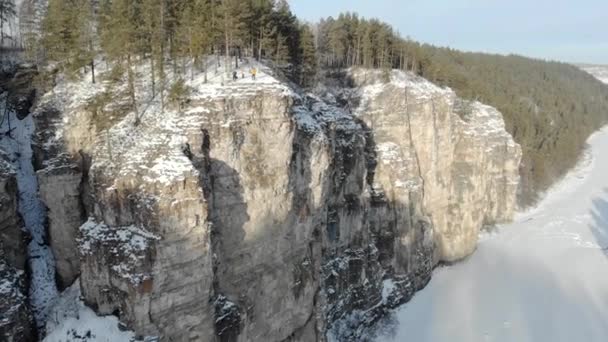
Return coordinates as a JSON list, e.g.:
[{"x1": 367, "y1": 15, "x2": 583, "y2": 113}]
[
  {"x1": 32, "y1": 62, "x2": 520, "y2": 341},
  {"x1": 0, "y1": 151, "x2": 35, "y2": 342},
  {"x1": 0, "y1": 85, "x2": 35, "y2": 341}
]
